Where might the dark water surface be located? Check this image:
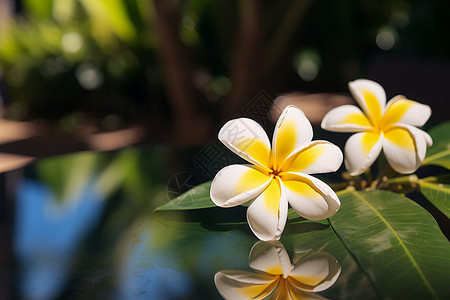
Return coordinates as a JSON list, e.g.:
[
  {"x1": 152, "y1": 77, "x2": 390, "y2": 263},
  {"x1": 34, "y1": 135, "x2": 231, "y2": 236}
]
[{"x1": 1, "y1": 146, "x2": 378, "y2": 299}]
